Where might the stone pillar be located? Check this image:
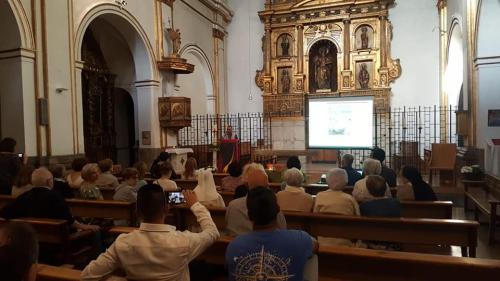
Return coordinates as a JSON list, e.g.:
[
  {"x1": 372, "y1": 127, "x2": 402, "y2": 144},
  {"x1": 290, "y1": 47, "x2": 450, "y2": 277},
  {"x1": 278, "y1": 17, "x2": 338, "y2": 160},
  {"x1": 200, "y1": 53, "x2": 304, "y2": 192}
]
[
  {"x1": 135, "y1": 80, "x2": 163, "y2": 163},
  {"x1": 379, "y1": 15, "x2": 387, "y2": 67}
]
